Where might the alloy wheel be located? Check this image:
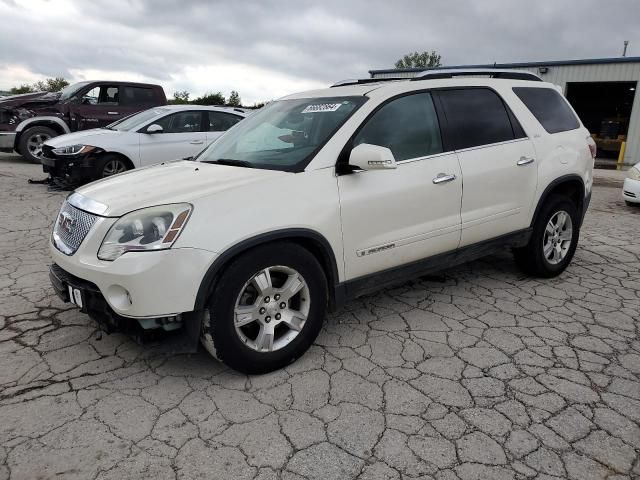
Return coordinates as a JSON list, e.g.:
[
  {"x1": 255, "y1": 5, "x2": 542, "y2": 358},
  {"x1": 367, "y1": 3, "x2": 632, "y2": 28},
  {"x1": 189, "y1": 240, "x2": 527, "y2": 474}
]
[
  {"x1": 543, "y1": 210, "x2": 573, "y2": 265},
  {"x1": 102, "y1": 160, "x2": 127, "y2": 177},
  {"x1": 233, "y1": 265, "x2": 310, "y2": 352},
  {"x1": 26, "y1": 133, "x2": 51, "y2": 158}
]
